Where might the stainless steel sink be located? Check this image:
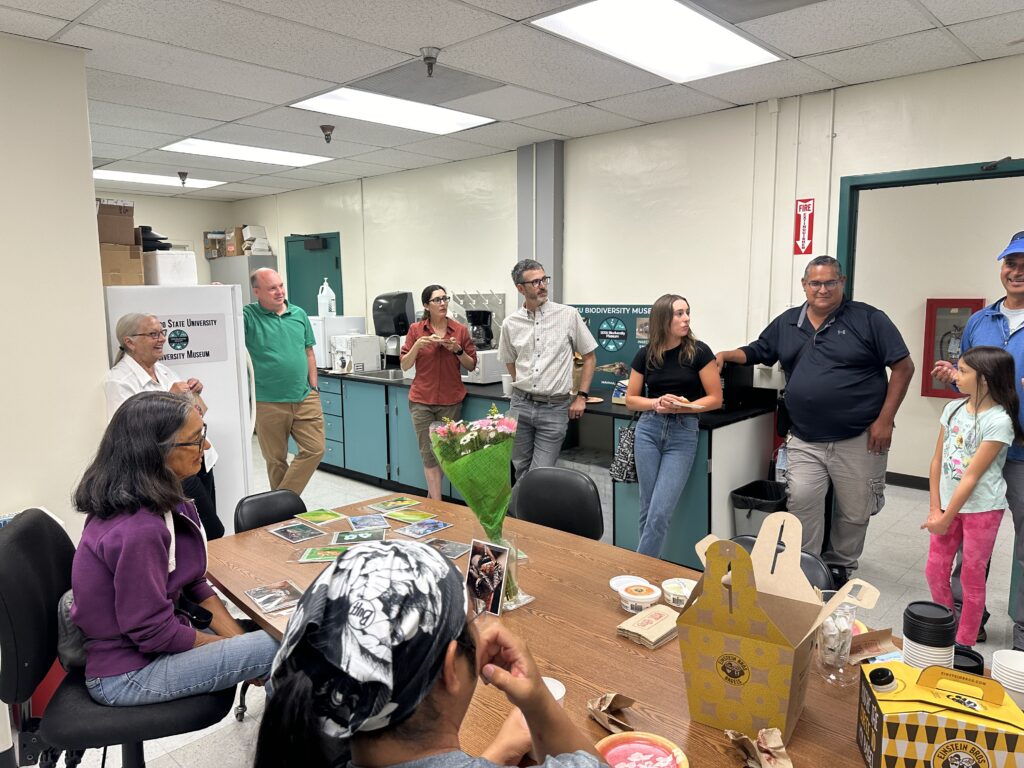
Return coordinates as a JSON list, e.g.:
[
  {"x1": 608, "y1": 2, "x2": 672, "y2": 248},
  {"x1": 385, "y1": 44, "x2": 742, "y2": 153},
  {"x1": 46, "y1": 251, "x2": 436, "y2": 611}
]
[{"x1": 355, "y1": 369, "x2": 406, "y2": 381}]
